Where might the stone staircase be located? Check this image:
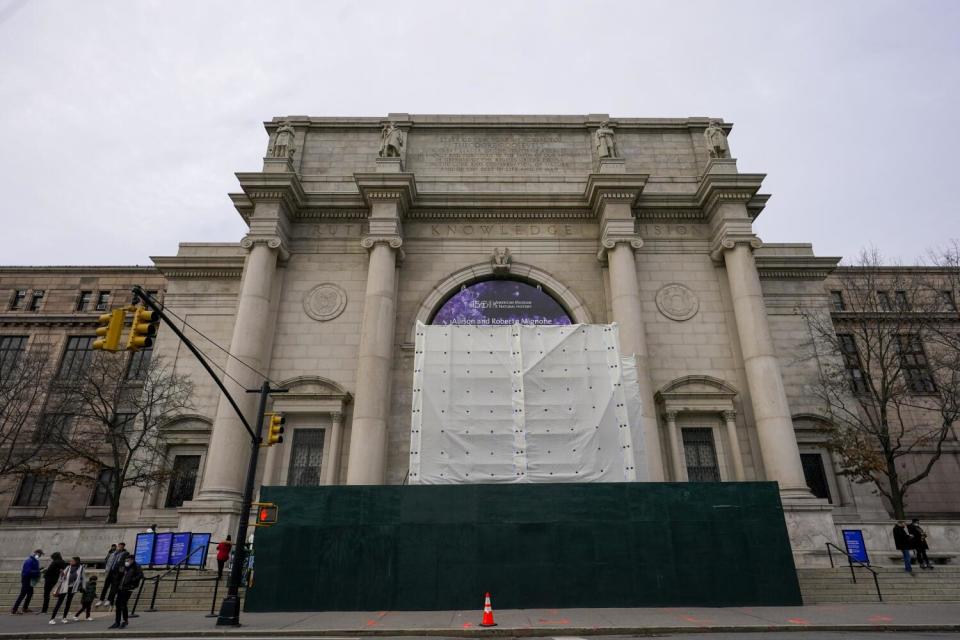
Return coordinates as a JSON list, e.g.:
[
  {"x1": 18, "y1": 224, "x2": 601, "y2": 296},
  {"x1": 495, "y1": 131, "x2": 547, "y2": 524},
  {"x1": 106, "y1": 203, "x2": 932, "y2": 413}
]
[
  {"x1": 0, "y1": 571, "x2": 227, "y2": 613},
  {"x1": 798, "y1": 565, "x2": 960, "y2": 604}
]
